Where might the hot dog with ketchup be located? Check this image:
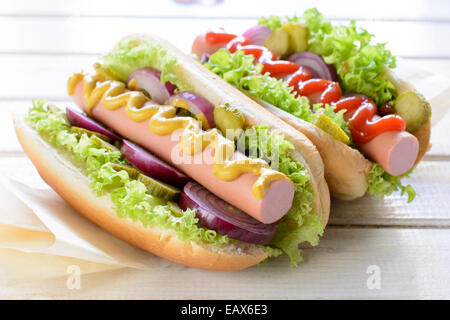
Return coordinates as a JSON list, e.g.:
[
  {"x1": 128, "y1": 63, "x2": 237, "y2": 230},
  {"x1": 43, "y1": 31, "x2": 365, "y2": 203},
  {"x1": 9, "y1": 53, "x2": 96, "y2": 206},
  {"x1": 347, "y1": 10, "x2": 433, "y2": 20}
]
[
  {"x1": 14, "y1": 34, "x2": 329, "y2": 270},
  {"x1": 191, "y1": 8, "x2": 431, "y2": 201}
]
